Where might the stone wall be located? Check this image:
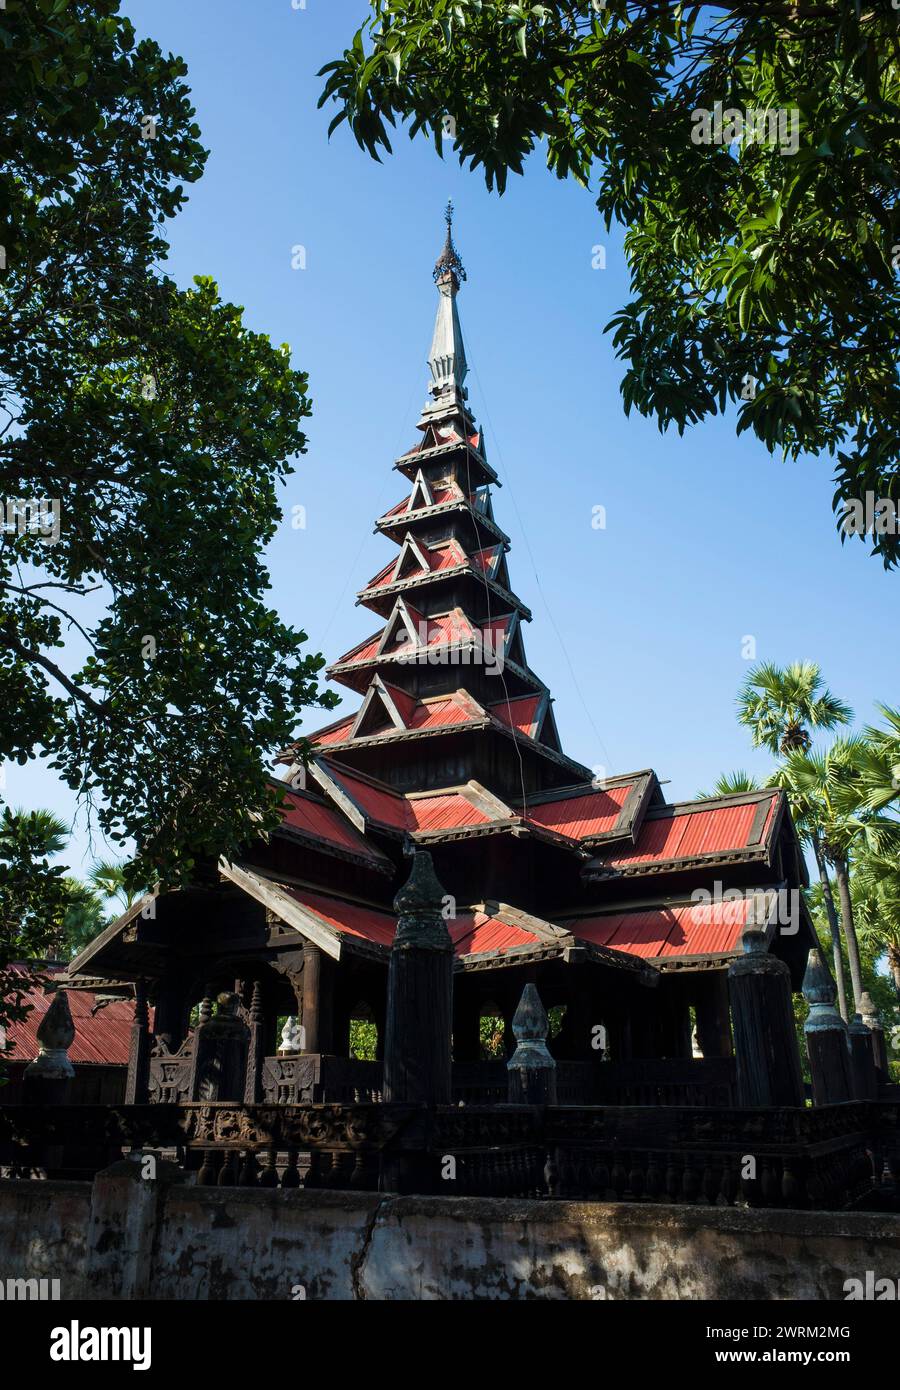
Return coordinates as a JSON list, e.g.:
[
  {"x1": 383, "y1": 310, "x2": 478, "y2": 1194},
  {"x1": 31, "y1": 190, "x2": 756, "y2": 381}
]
[{"x1": 0, "y1": 1164, "x2": 897, "y2": 1300}]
